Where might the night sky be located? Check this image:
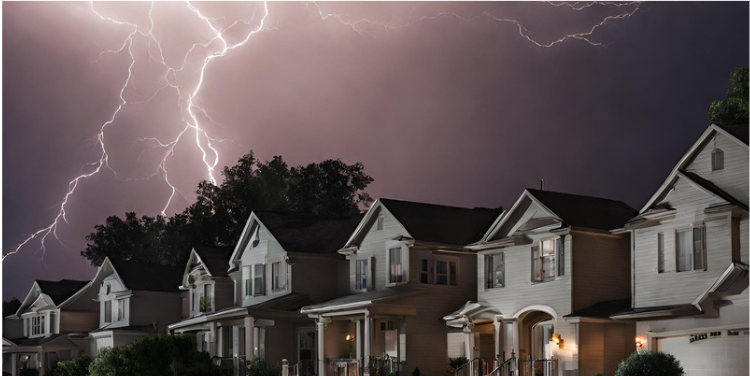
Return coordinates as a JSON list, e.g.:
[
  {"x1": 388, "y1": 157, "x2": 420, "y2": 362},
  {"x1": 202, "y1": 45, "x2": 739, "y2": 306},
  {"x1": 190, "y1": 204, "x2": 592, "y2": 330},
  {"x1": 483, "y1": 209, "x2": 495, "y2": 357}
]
[{"x1": 2, "y1": 2, "x2": 748, "y2": 300}]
